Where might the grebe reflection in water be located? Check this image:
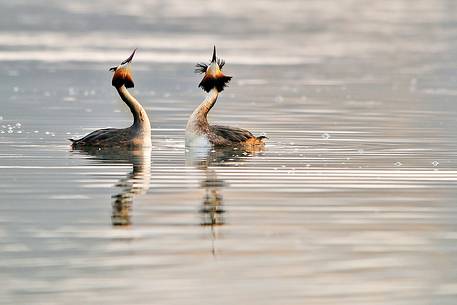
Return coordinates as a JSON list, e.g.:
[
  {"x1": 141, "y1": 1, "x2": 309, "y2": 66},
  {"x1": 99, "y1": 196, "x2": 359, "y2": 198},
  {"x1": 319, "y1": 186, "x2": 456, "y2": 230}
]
[
  {"x1": 186, "y1": 145, "x2": 264, "y2": 254},
  {"x1": 70, "y1": 49, "x2": 151, "y2": 148},
  {"x1": 72, "y1": 146, "x2": 151, "y2": 226}
]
